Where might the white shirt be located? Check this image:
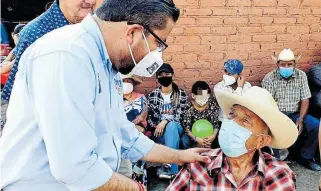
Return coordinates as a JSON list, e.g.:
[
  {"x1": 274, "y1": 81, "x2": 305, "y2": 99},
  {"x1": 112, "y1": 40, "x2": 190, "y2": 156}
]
[{"x1": 161, "y1": 92, "x2": 174, "y2": 120}]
